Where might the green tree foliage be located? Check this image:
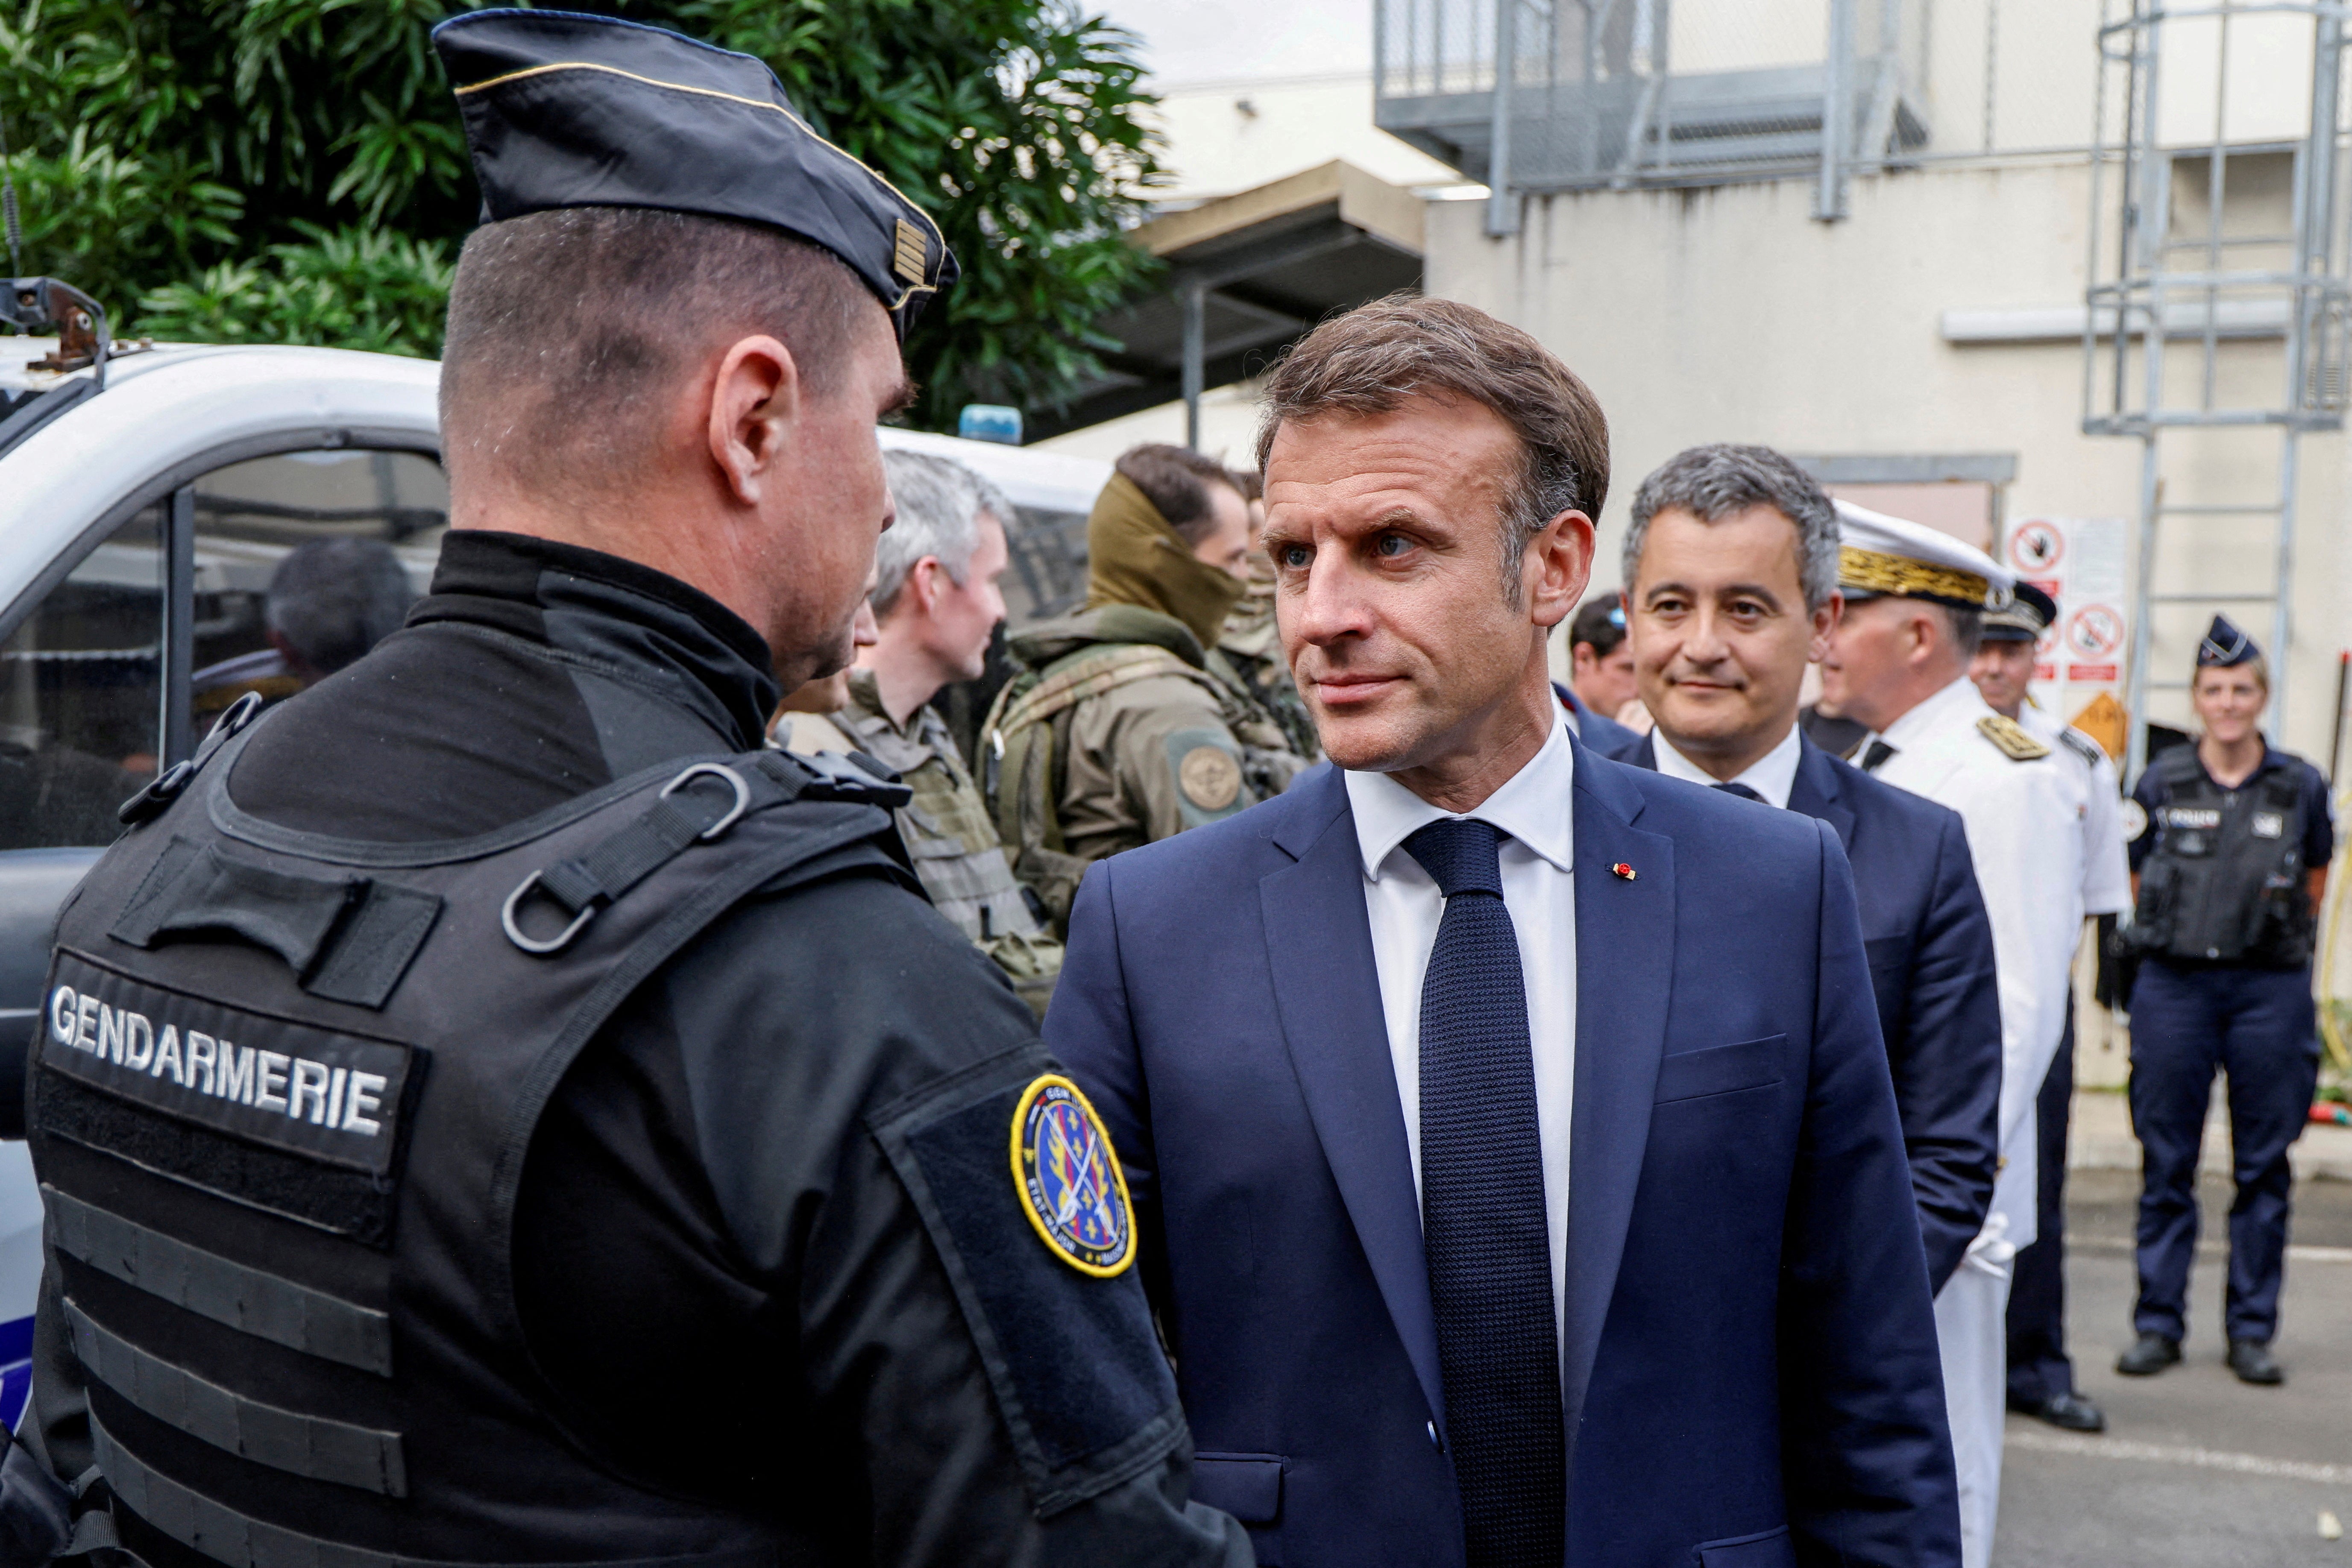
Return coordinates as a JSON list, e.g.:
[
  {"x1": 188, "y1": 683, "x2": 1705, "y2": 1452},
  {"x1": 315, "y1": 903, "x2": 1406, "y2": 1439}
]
[{"x1": 0, "y1": 0, "x2": 1162, "y2": 425}]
